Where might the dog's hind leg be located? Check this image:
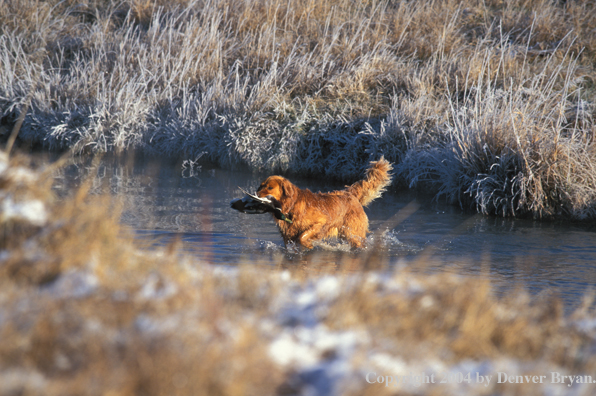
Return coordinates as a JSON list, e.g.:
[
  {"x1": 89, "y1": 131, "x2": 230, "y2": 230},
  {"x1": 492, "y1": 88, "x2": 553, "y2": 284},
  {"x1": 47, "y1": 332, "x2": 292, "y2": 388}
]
[{"x1": 340, "y1": 206, "x2": 369, "y2": 249}]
